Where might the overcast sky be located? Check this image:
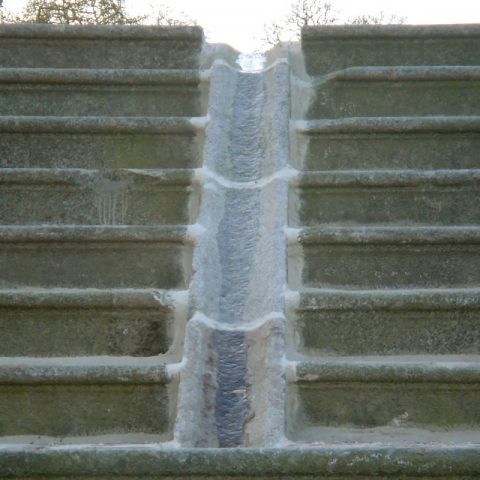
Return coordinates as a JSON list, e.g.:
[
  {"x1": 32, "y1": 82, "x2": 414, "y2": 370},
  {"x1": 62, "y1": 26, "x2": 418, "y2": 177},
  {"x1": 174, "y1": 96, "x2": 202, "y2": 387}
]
[{"x1": 4, "y1": 0, "x2": 480, "y2": 51}]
